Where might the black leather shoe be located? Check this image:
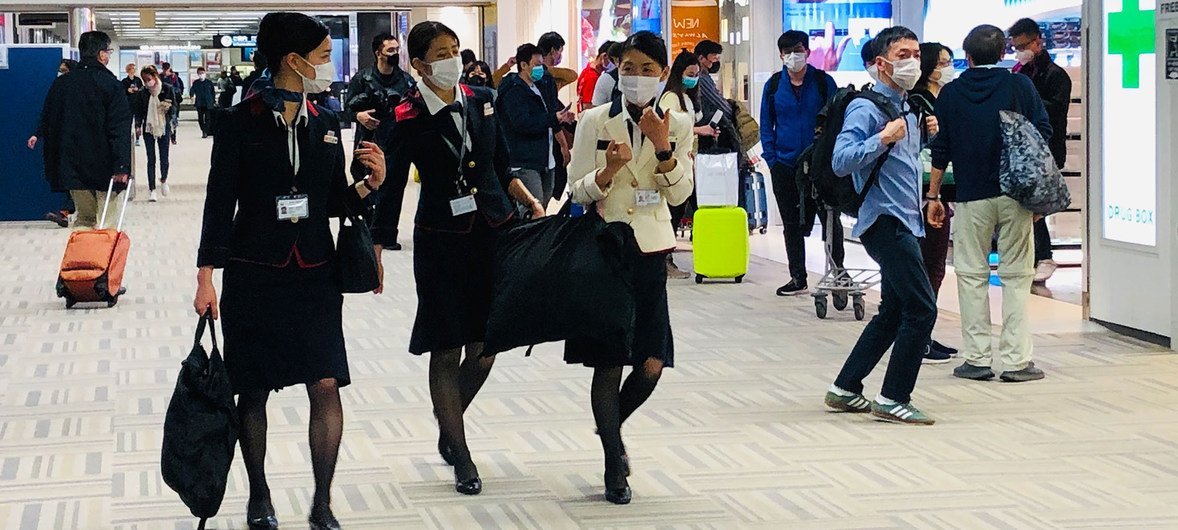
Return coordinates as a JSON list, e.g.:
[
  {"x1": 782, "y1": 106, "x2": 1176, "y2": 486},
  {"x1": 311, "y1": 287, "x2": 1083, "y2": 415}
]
[
  {"x1": 308, "y1": 511, "x2": 341, "y2": 530},
  {"x1": 438, "y1": 436, "x2": 457, "y2": 467},
  {"x1": 455, "y1": 476, "x2": 483, "y2": 495},
  {"x1": 246, "y1": 514, "x2": 278, "y2": 530},
  {"x1": 605, "y1": 486, "x2": 632, "y2": 505}
]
